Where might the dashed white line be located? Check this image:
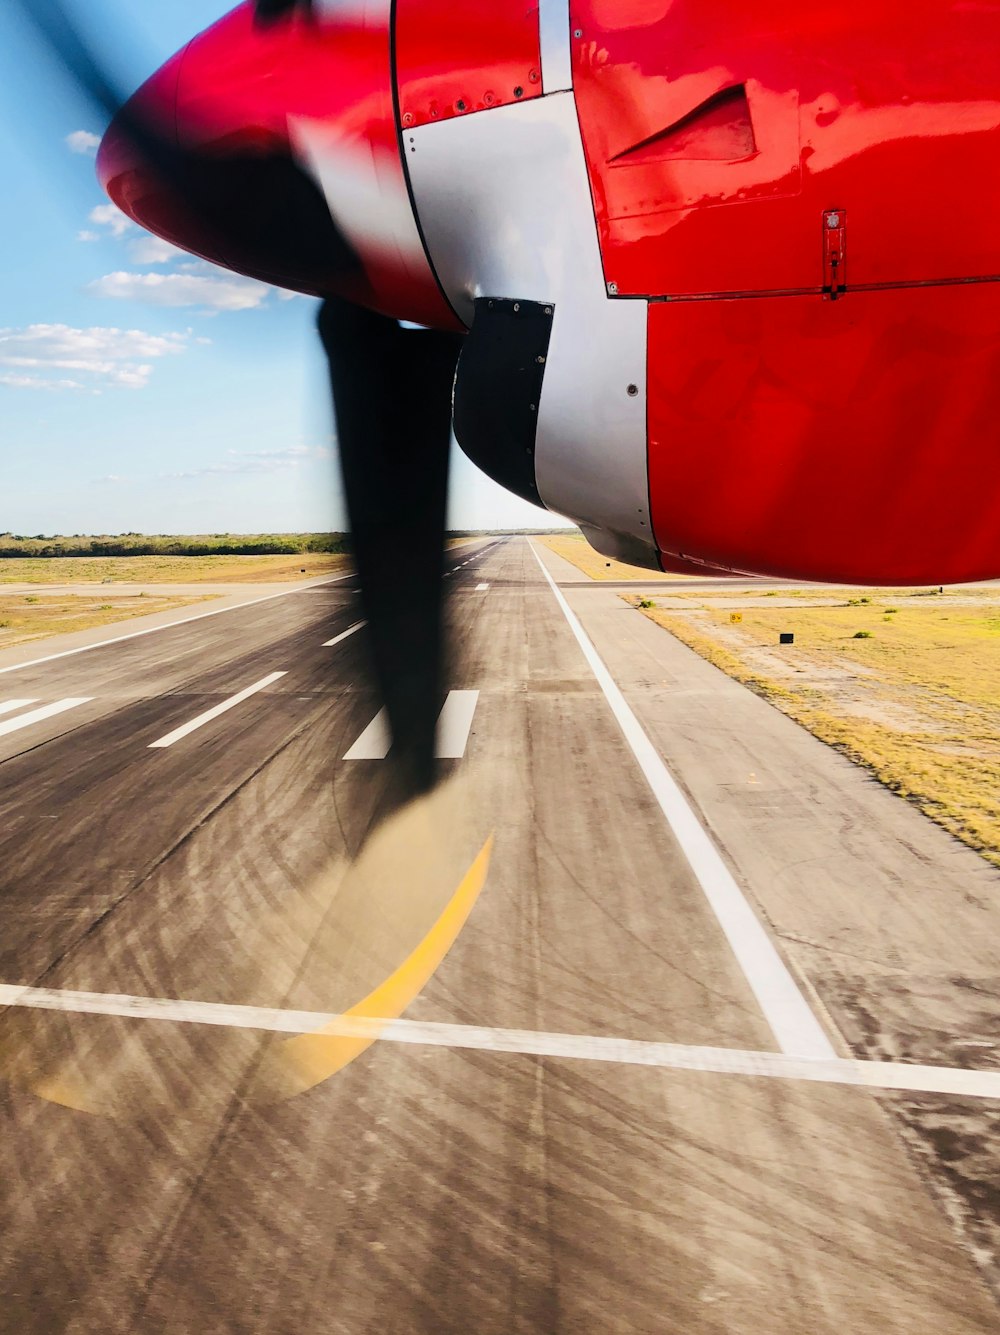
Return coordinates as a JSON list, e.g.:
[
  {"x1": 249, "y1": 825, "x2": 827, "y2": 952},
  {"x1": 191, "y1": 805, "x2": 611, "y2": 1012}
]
[
  {"x1": 531, "y1": 541, "x2": 835, "y2": 1061},
  {"x1": 0, "y1": 699, "x2": 38, "y2": 718},
  {"x1": 0, "y1": 981, "x2": 996, "y2": 1101},
  {"x1": 148, "y1": 672, "x2": 288, "y2": 749},
  {"x1": 323, "y1": 620, "x2": 365, "y2": 648},
  {"x1": 343, "y1": 706, "x2": 391, "y2": 760},
  {"x1": 0, "y1": 698, "x2": 92, "y2": 739},
  {"x1": 435, "y1": 690, "x2": 480, "y2": 759},
  {"x1": 476, "y1": 583, "x2": 490, "y2": 592}
]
